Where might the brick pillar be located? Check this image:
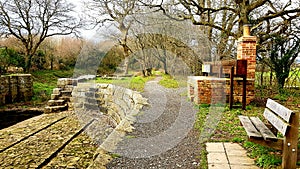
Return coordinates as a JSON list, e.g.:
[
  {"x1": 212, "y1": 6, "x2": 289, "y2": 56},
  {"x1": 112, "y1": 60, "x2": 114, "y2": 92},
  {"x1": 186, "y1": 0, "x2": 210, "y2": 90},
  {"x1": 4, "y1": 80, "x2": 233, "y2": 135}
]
[
  {"x1": 237, "y1": 25, "x2": 257, "y2": 79},
  {"x1": 236, "y1": 25, "x2": 257, "y2": 104}
]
